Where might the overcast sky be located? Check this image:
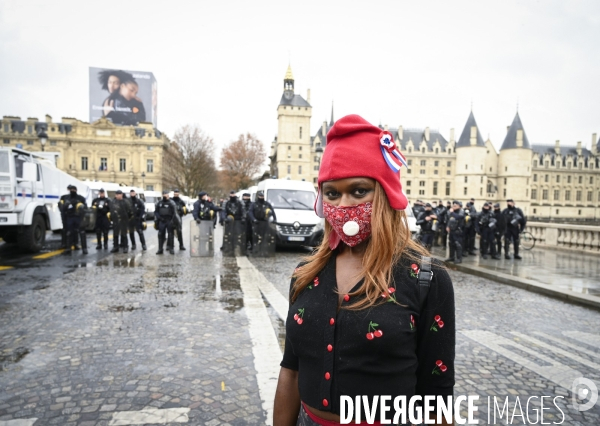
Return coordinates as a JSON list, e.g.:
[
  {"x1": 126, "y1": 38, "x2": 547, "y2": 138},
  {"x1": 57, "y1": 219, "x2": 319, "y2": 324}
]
[{"x1": 1, "y1": 0, "x2": 599, "y2": 157}]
